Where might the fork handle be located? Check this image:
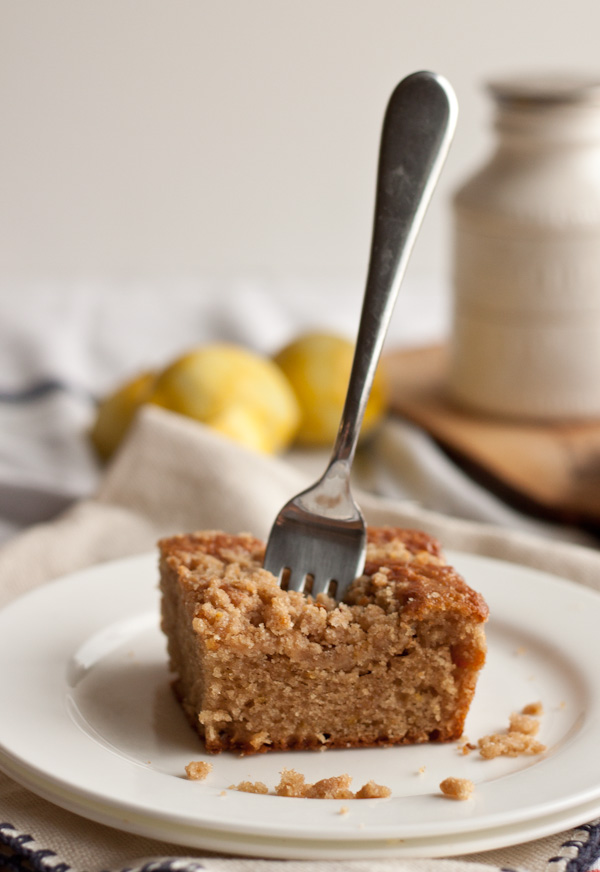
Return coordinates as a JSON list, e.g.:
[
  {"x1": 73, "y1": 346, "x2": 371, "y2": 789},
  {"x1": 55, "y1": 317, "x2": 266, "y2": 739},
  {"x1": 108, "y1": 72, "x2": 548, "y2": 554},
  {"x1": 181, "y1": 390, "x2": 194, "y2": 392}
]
[{"x1": 331, "y1": 71, "x2": 457, "y2": 465}]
